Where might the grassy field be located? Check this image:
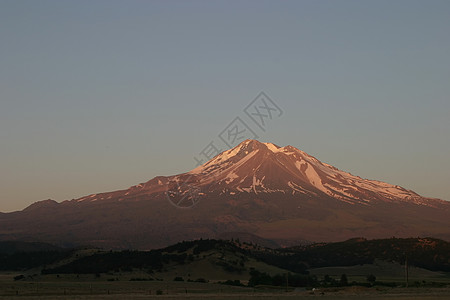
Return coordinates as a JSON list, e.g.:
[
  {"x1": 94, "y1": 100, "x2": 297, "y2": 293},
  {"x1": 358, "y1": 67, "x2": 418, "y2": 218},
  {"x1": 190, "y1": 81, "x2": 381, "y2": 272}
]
[
  {"x1": 1, "y1": 272, "x2": 450, "y2": 299},
  {"x1": 2, "y1": 239, "x2": 450, "y2": 299},
  {"x1": 309, "y1": 259, "x2": 450, "y2": 286}
]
